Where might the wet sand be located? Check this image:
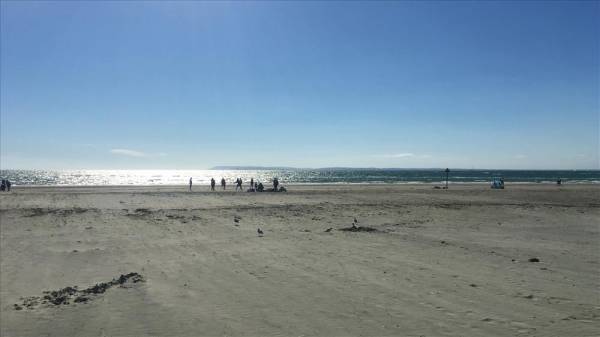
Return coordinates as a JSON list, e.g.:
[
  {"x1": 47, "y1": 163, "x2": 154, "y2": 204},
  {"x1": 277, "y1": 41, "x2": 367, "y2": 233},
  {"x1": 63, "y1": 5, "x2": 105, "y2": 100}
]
[{"x1": 1, "y1": 184, "x2": 599, "y2": 336}]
